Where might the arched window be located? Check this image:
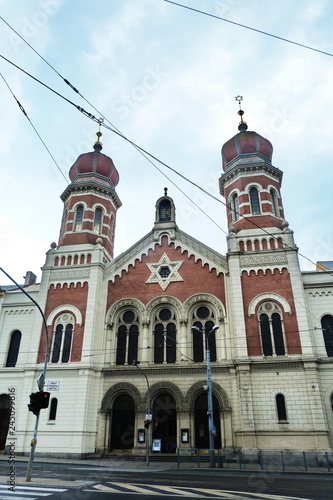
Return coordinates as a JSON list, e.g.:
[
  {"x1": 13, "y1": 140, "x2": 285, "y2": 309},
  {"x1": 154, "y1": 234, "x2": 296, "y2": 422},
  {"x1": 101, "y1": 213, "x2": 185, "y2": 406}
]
[
  {"x1": 74, "y1": 205, "x2": 84, "y2": 232},
  {"x1": 49, "y1": 398, "x2": 58, "y2": 421},
  {"x1": 51, "y1": 313, "x2": 74, "y2": 363},
  {"x1": 276, "y1": 393, "x2": 287, "y2": 421},
  {"x1": 159, "y1": 199, "x2": 171, "y2": 222},
  {"x1": 116, "y1": 310, "x2": 139, "y2": 365},
  {"x1": 270, "y1": 189, "x2": 279, "y2": 217},
  {"x1": 93, "y1": 207, "x2": 103, "y2": 234},
  {"x1": 259, "y1": 302, "x2": 285, "y2": 356},
  {"x1": 109, "y1": 214, "x2": 115, "y2": 242},
  {"x1": 153, "y1": 308, "x2": 176, "y2": 364},
  {"x1": 231, "y1": 193, "x2": 239, "y2": 221},
  {"x1": 60, "y1": 209, "x2": 68, "y2": 236},
  {"x1": 192, "y1": 306, "x2": 217, "y2": 363},
  {"x1": 6, "y1": 330, "x2": 21, "y2": 367},
  {"x1": 321, "y1": 315, "x2": 333, "y2": 357},
  {"x1": 249, "y1": 187, "x2": 261, "y2": 215}
]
